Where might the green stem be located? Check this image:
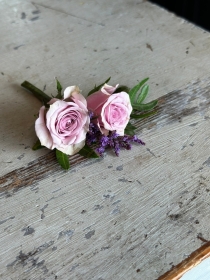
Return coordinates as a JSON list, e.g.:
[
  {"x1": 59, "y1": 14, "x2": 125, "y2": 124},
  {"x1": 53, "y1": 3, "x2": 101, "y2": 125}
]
[{"x1": 21, "y1": 80, "x2": 51, "y2": 104}]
